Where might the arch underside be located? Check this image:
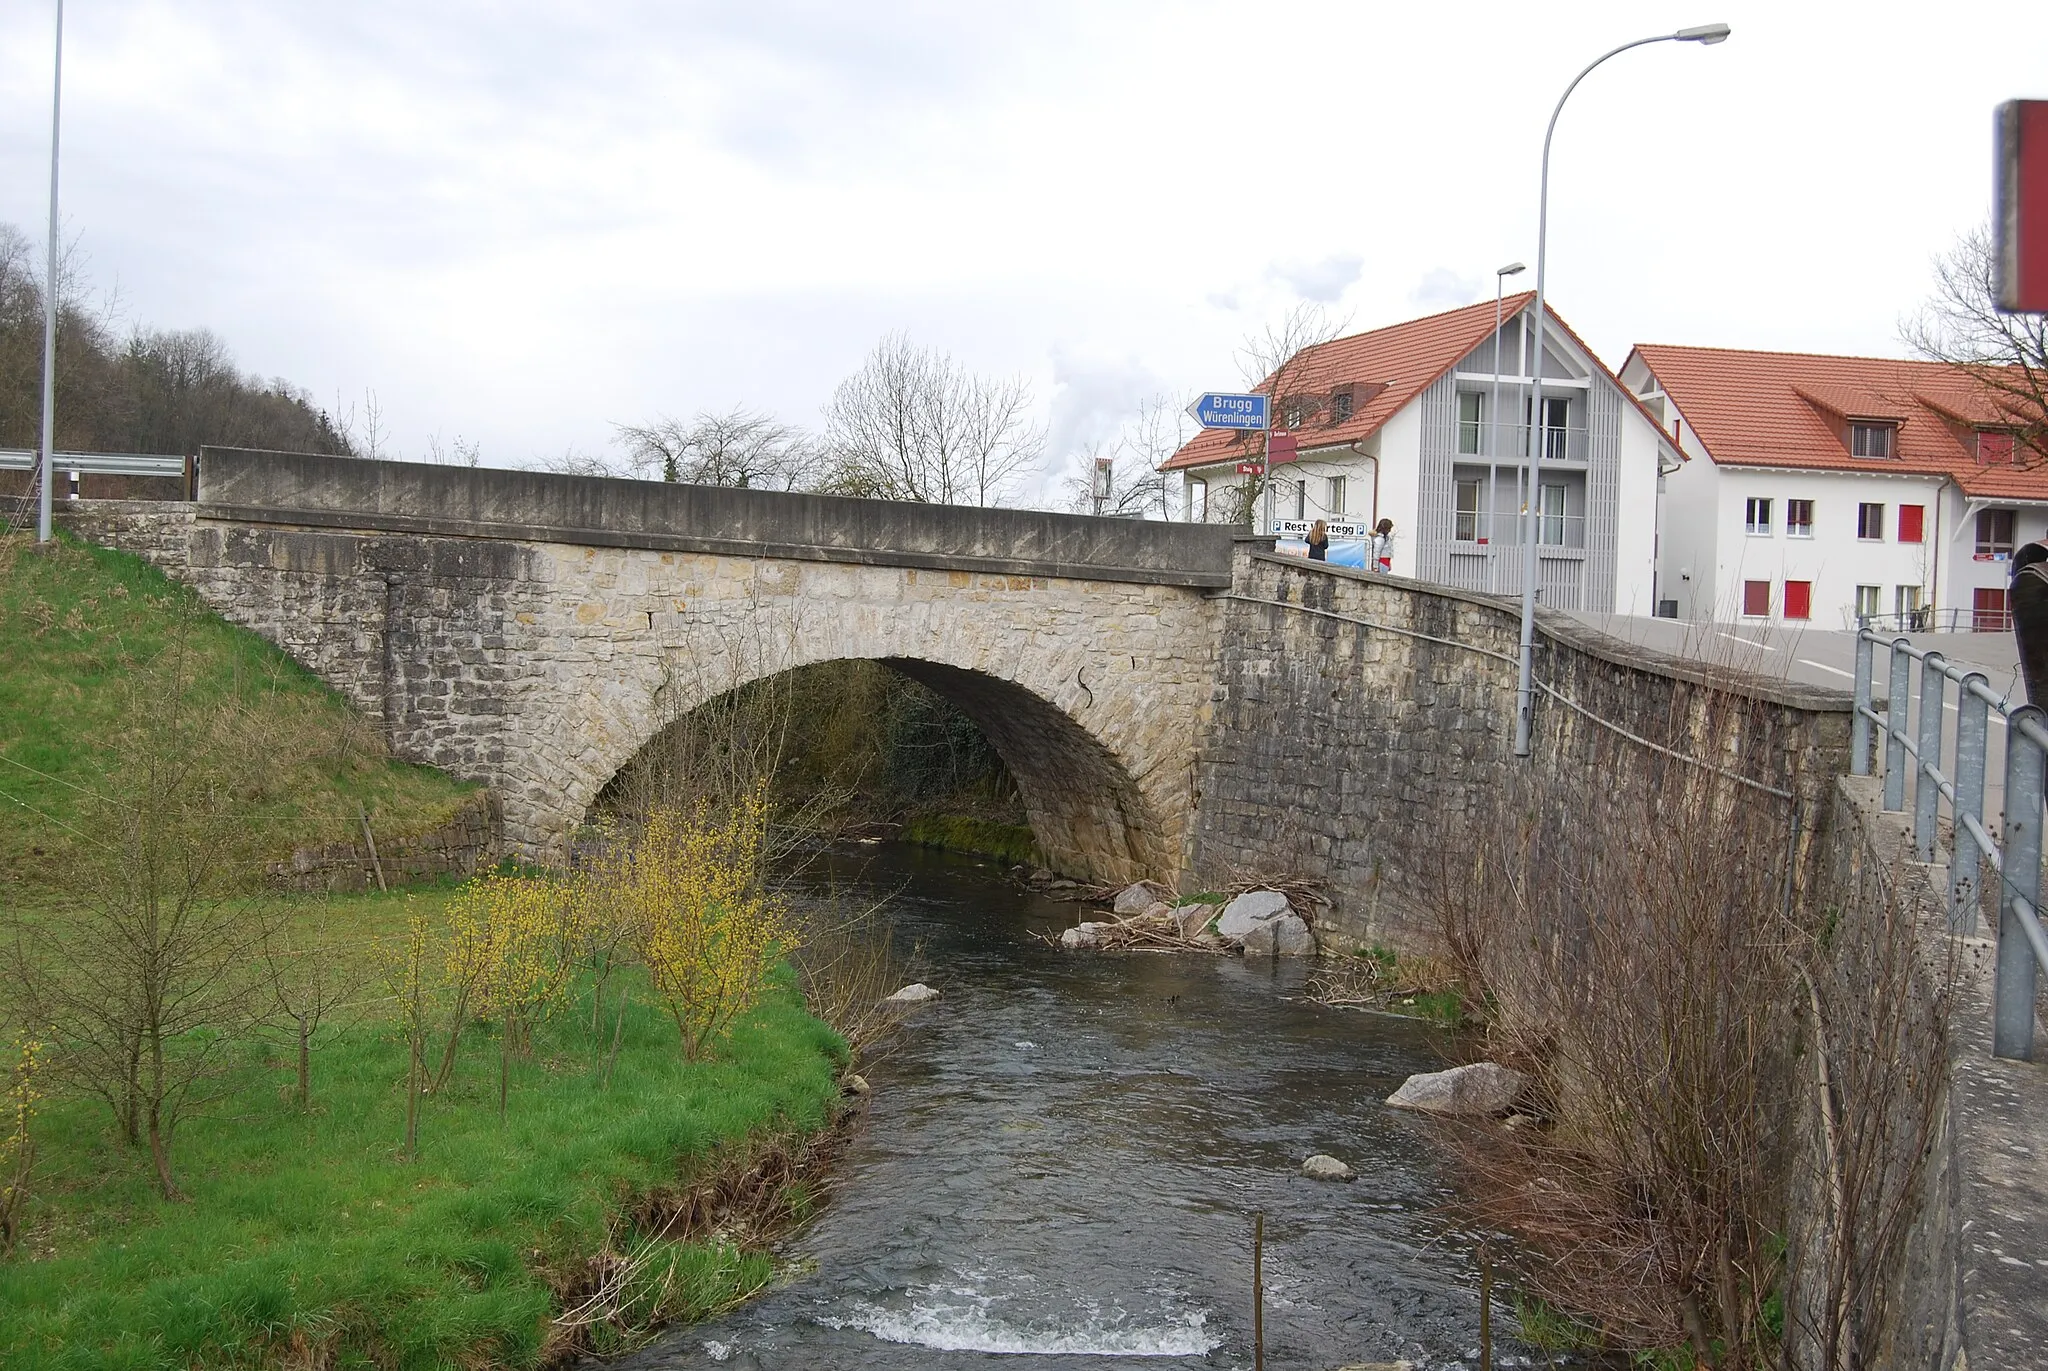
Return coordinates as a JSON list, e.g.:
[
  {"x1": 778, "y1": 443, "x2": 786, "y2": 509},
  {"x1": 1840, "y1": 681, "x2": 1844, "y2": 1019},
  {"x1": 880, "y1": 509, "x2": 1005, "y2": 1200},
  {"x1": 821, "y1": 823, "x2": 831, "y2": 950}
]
[{"x1": 881, "y1": 658, "x2": 1168, "y2": 884}]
